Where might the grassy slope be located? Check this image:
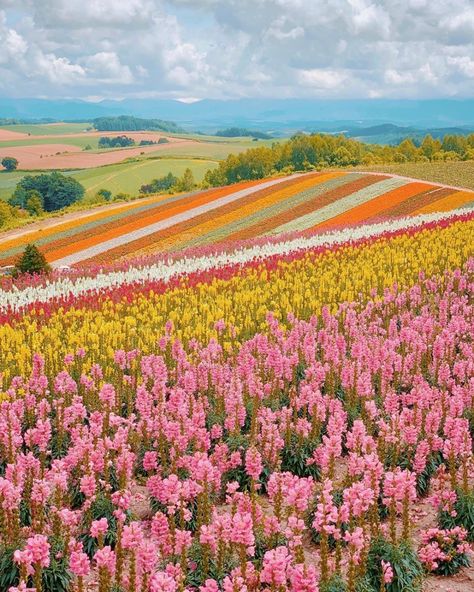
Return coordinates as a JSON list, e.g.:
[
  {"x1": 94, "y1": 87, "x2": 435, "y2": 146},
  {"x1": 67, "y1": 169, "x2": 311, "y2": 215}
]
[
  {"x1": 0, "y1": 135, "x2": 267, "y2": 153},
  {"x1": 0, "y1": 123, "x2": 91, "y2": 135},
  {"x1": 353, "y1": 161, "x2": 474, "y2": 191},
  {"x1": 74, "y1": 158, "x2": 216, "y2": 198},
  {"x1": 0, "y1": 134, "x2": 267, "y2": 200},
  {"x1": 0, "y1": 136, "x2": 101, "y2": 149},
  {"x1": 0, "y1": 158, "x2": 217, "y2": 201}
]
